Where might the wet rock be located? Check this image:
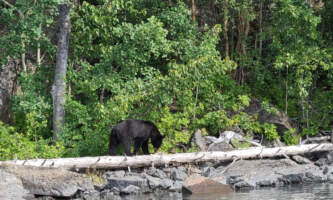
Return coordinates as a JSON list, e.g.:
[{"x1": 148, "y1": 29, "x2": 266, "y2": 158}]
[
  {"x1": 216, "y1": 159, "x2": 326, "y2": 189},
  {"x1": 78, "y1": 190, "x2": 101, "y2": 200},
  {"x1": 171, "y1": 167, "x2": 188, "y2": 181},
  {"x1": 278, "y1": 173, "x2": 304, "y2": 185},
  {"x1": 100, "y1": 189, "x2": 117, "y2": 200},
  {"x1": 141, "y1": 172, "x2": 174, "y2": 190},
  {"x1": 103, "y1": 175, "x2": 149, "y2": 193},
  {"x1": 169, "y1": 181, "x2": 183, "y2": 192},
  {"x1": 182, "y1": 175, "x2": 233, "y2": 195},
  {"x1": 257, "y1": 180, "x2": 276, "y2": 187},
  {"x1": 0, "y1": 169, "x2": 34, "y2": 200},
  {"x1": 120, "y1": 185, "x2": 141, "y2": 194},
  {"x1": 304, "y1": 172, "x2": 326, "y2": 182},
  {"x1": 233, "y1": 181, "x2": 256, "y2": 189}
]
